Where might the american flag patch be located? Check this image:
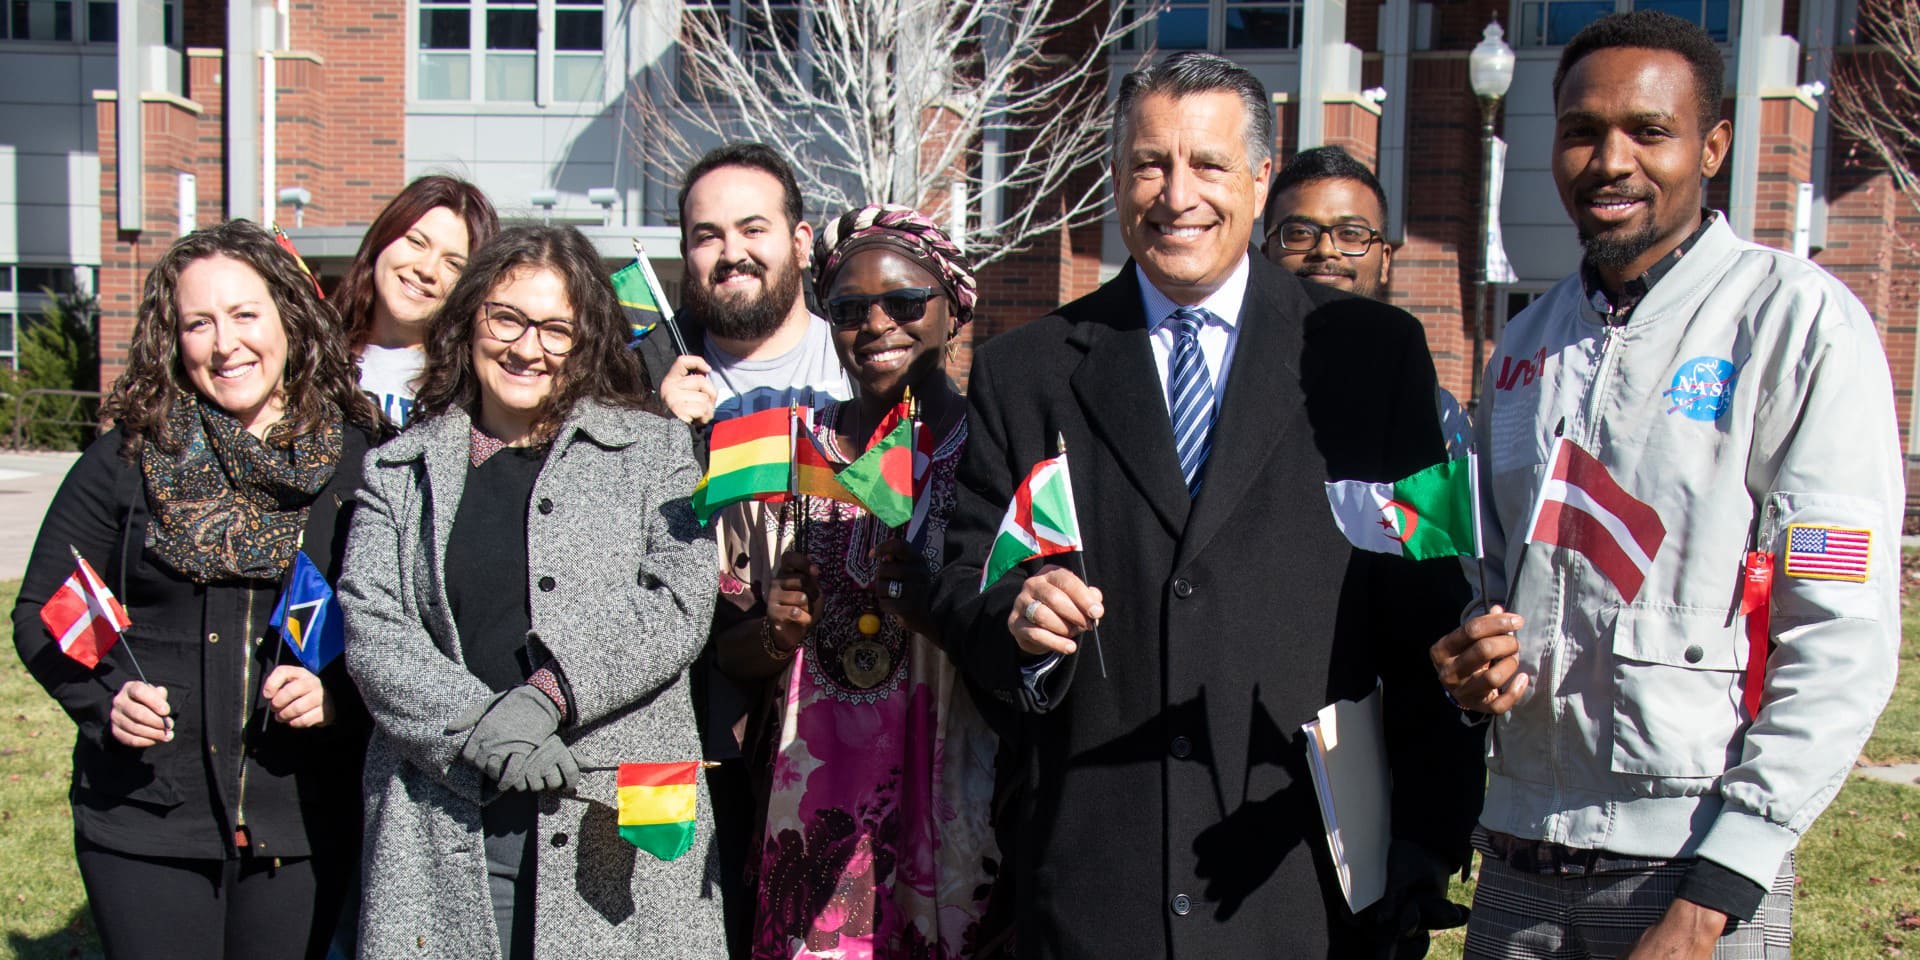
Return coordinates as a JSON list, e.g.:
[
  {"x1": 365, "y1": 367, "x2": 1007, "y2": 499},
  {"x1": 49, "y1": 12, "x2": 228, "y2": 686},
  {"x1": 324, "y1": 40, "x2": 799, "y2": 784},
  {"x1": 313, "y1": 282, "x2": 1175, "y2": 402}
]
[{"x1": 1783, "y1": 524, "x2": 1872, "y2": 582}]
